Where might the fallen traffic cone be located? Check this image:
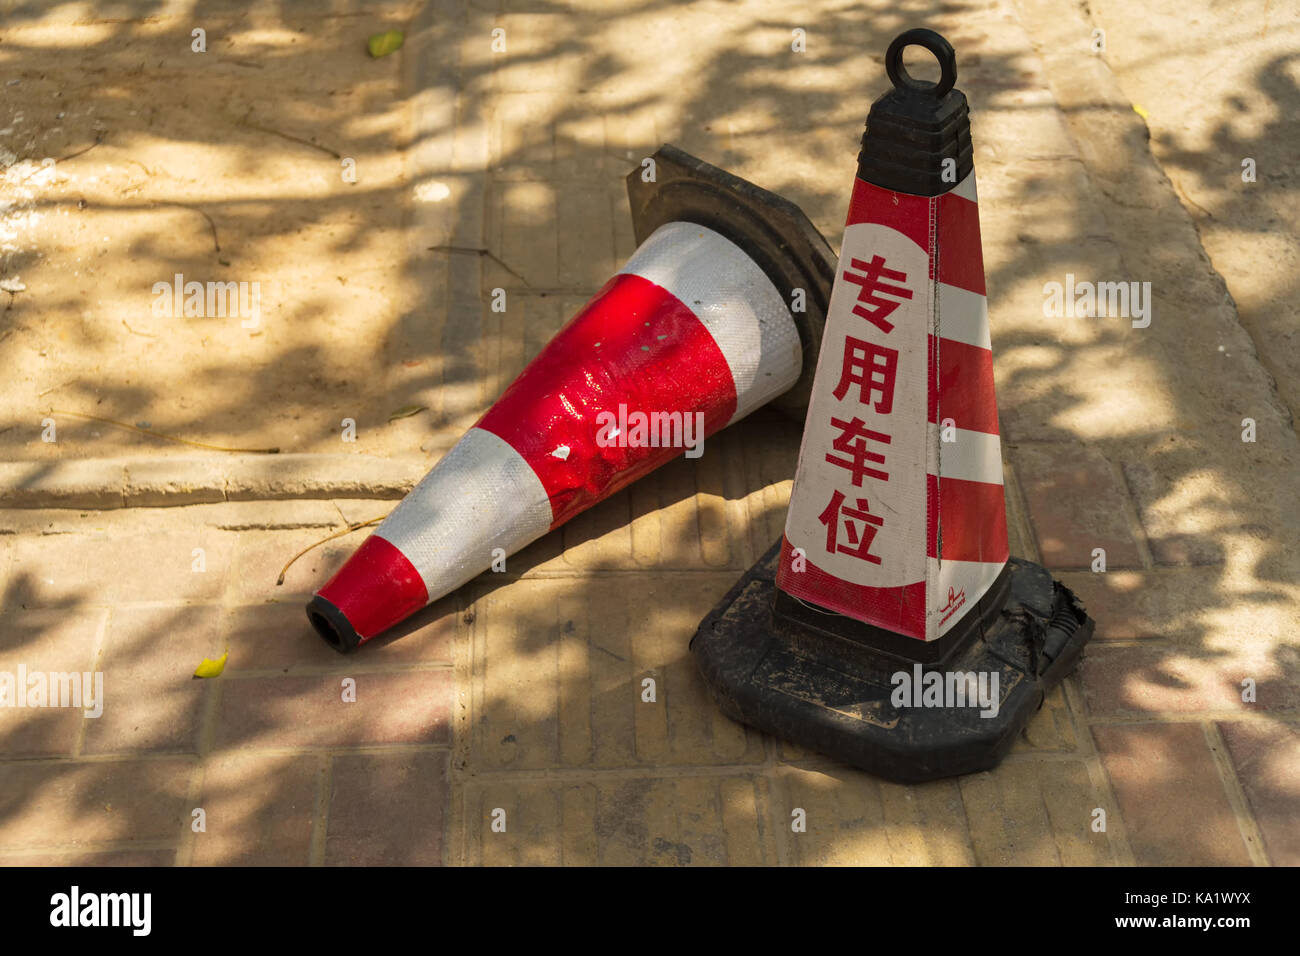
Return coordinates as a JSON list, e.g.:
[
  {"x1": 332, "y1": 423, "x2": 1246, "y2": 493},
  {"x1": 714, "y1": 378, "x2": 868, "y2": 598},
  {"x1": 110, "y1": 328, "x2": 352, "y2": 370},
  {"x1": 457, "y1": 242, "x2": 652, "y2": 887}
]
[
  {"x1": 308, "y1": 146, "x2": 835, "y2": 651},
  {"x1": 691, "y1": 29, "x2": 1096, "y2": 782}
]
